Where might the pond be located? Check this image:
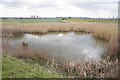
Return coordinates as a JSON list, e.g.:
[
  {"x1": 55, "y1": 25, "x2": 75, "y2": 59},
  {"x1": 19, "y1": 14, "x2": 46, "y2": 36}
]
[{"x1": 2, "y1": 32, "x2": 108, "y2": 65}]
